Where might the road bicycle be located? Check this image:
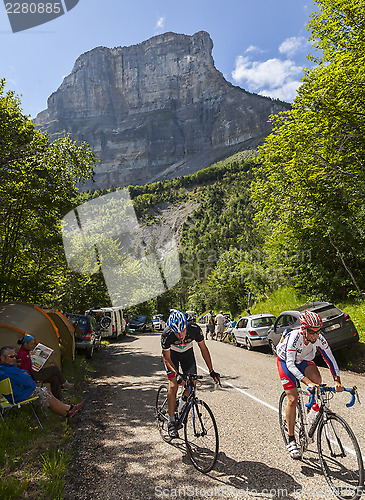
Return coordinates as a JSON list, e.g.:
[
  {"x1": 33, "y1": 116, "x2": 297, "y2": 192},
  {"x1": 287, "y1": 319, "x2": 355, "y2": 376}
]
[
  {"x1": 155, "y1": 374, "x2": 219, "y2": 473},
  {"x1": 279, "y1": 382, "x2": 364, "y2": 500}
]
